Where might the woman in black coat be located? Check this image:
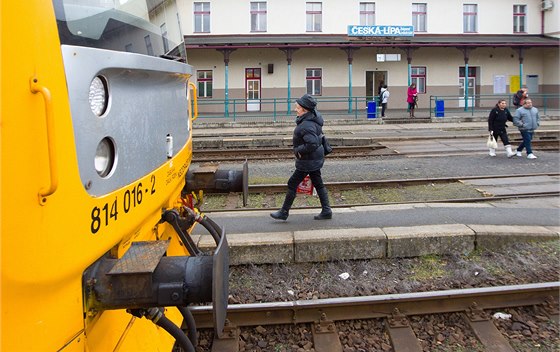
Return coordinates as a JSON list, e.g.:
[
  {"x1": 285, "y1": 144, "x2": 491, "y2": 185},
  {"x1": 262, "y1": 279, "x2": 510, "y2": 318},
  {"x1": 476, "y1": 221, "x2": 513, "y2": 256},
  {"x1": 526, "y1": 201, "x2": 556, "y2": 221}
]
[
  {"x1": 270, "y1": 94, "x2": 332, "y2": 221},
  {"x1": 488, "y1": 99, "x2": 515, "y2": 157}
]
